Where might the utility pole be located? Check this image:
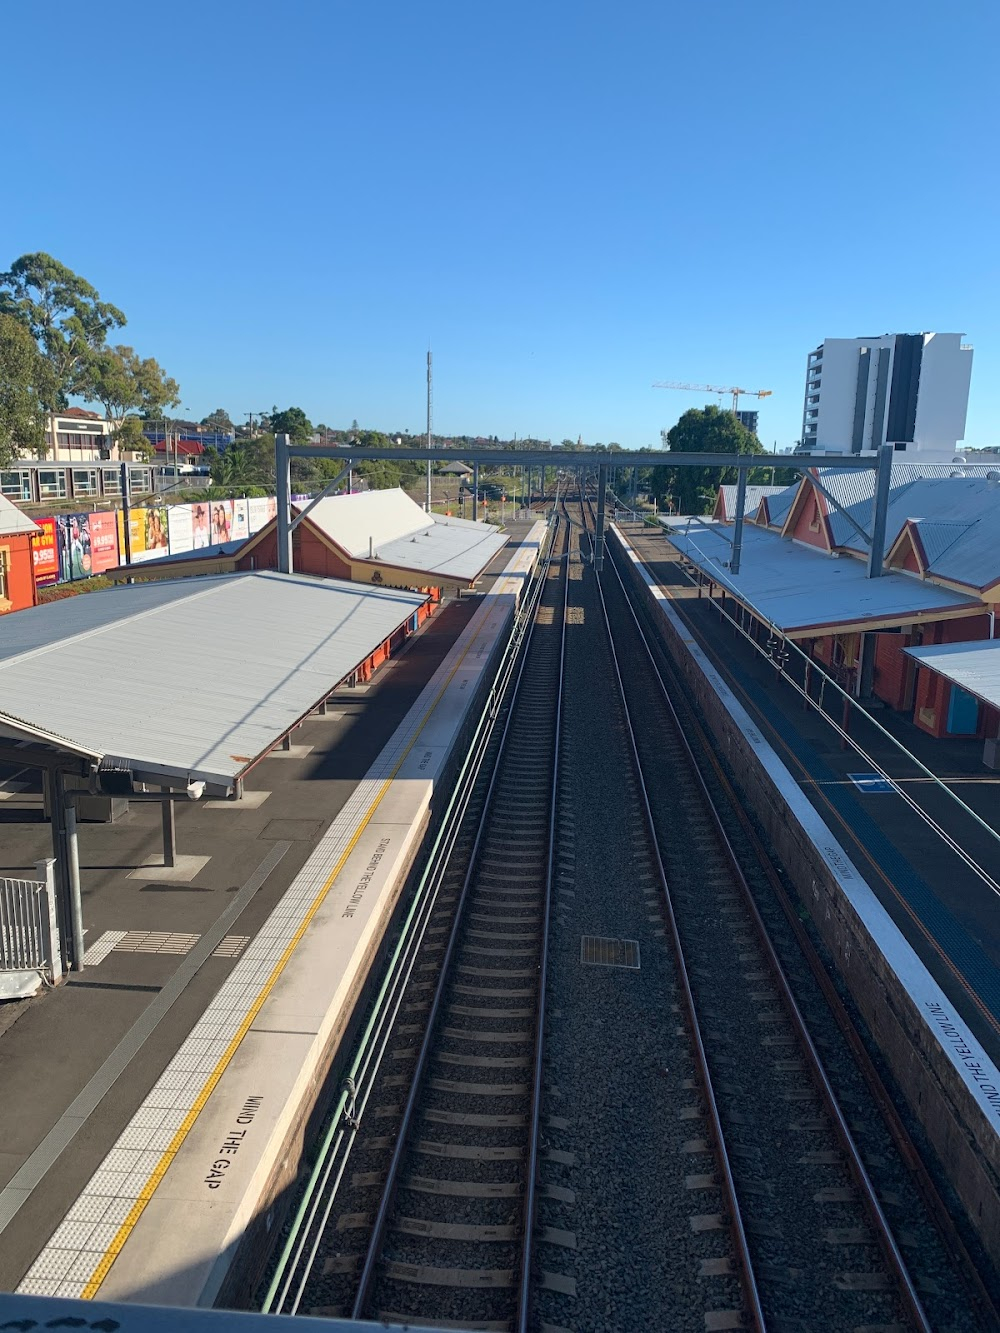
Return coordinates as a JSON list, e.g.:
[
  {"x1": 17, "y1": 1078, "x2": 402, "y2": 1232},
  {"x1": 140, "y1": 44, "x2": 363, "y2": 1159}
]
[{"x1": 426, "y1": 350, "x2": 433, "y2": 513}]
